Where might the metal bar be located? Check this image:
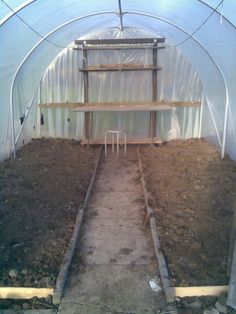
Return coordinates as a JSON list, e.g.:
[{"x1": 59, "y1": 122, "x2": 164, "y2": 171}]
[
  {"x1": 221, "y1": 94, "x2": 230, "y2": 159},
  {"x1": 117, "y1": 0, "x2": 124, "y2": 30},
  {"x1": 9, "y1": 11, "x2": 115, "y2": 158},
  {"x1": 126, "y1": 11, "x2": 228, "y2": 156},
  {"x1": 0, "y1": 0, "x2": 36, "y2": 26},
  {"x1": 75, "y1": 38, "x2": 165, "y2": 45},
  {"x1": 15, "y1": 80, "x2": 42, "y2": 146}
]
